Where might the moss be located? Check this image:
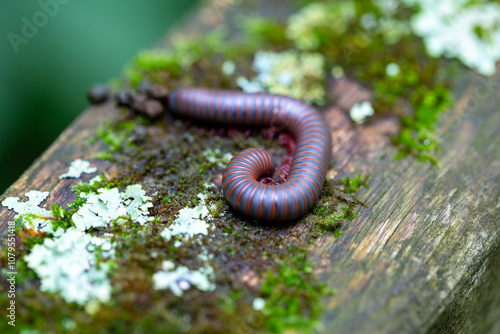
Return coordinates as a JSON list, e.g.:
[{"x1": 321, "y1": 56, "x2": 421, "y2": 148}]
[
  {"x1": 340, "y1": 174, "x2": 370, "y2": 194},
  {"x1": 16, "y1": 228, "x2": 47, "y2": 250},
  {"x1": 286, "y1": 1, "x2": 357, "y2": 51},
  {"x1": 260, "y1": 247, "x2": 335, "y2": 333},
  {"x1": 122, "y1": 29, "x2": 239, "y2": 91},
  {"x1": 286, "y1": 0, "x2": 455, "y2": 163},
  {"x1": 5, "y1": 0, "x2": 474, "y2": 332},
  {"x1": 50, "y1": 204, "x2": 75, "y2": 230},
  {"x1": 240, "y1": 17, "x2": 290, "y2": 48},
  {"x1": 88, "y1": 118, "x2": 147, "y2": 161},
  {"x1": 307, "y1": 175, "x2": 368, "y2": 235}
]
